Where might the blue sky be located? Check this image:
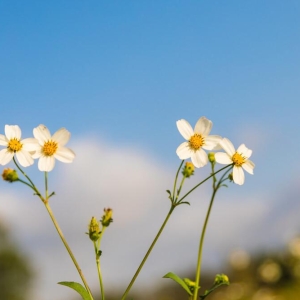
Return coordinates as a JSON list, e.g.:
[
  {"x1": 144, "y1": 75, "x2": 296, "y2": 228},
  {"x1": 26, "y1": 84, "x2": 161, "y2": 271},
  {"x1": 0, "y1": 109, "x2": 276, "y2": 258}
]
[{"x1": 1, "y1": 1, "x2": 300, "y2": 299}]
